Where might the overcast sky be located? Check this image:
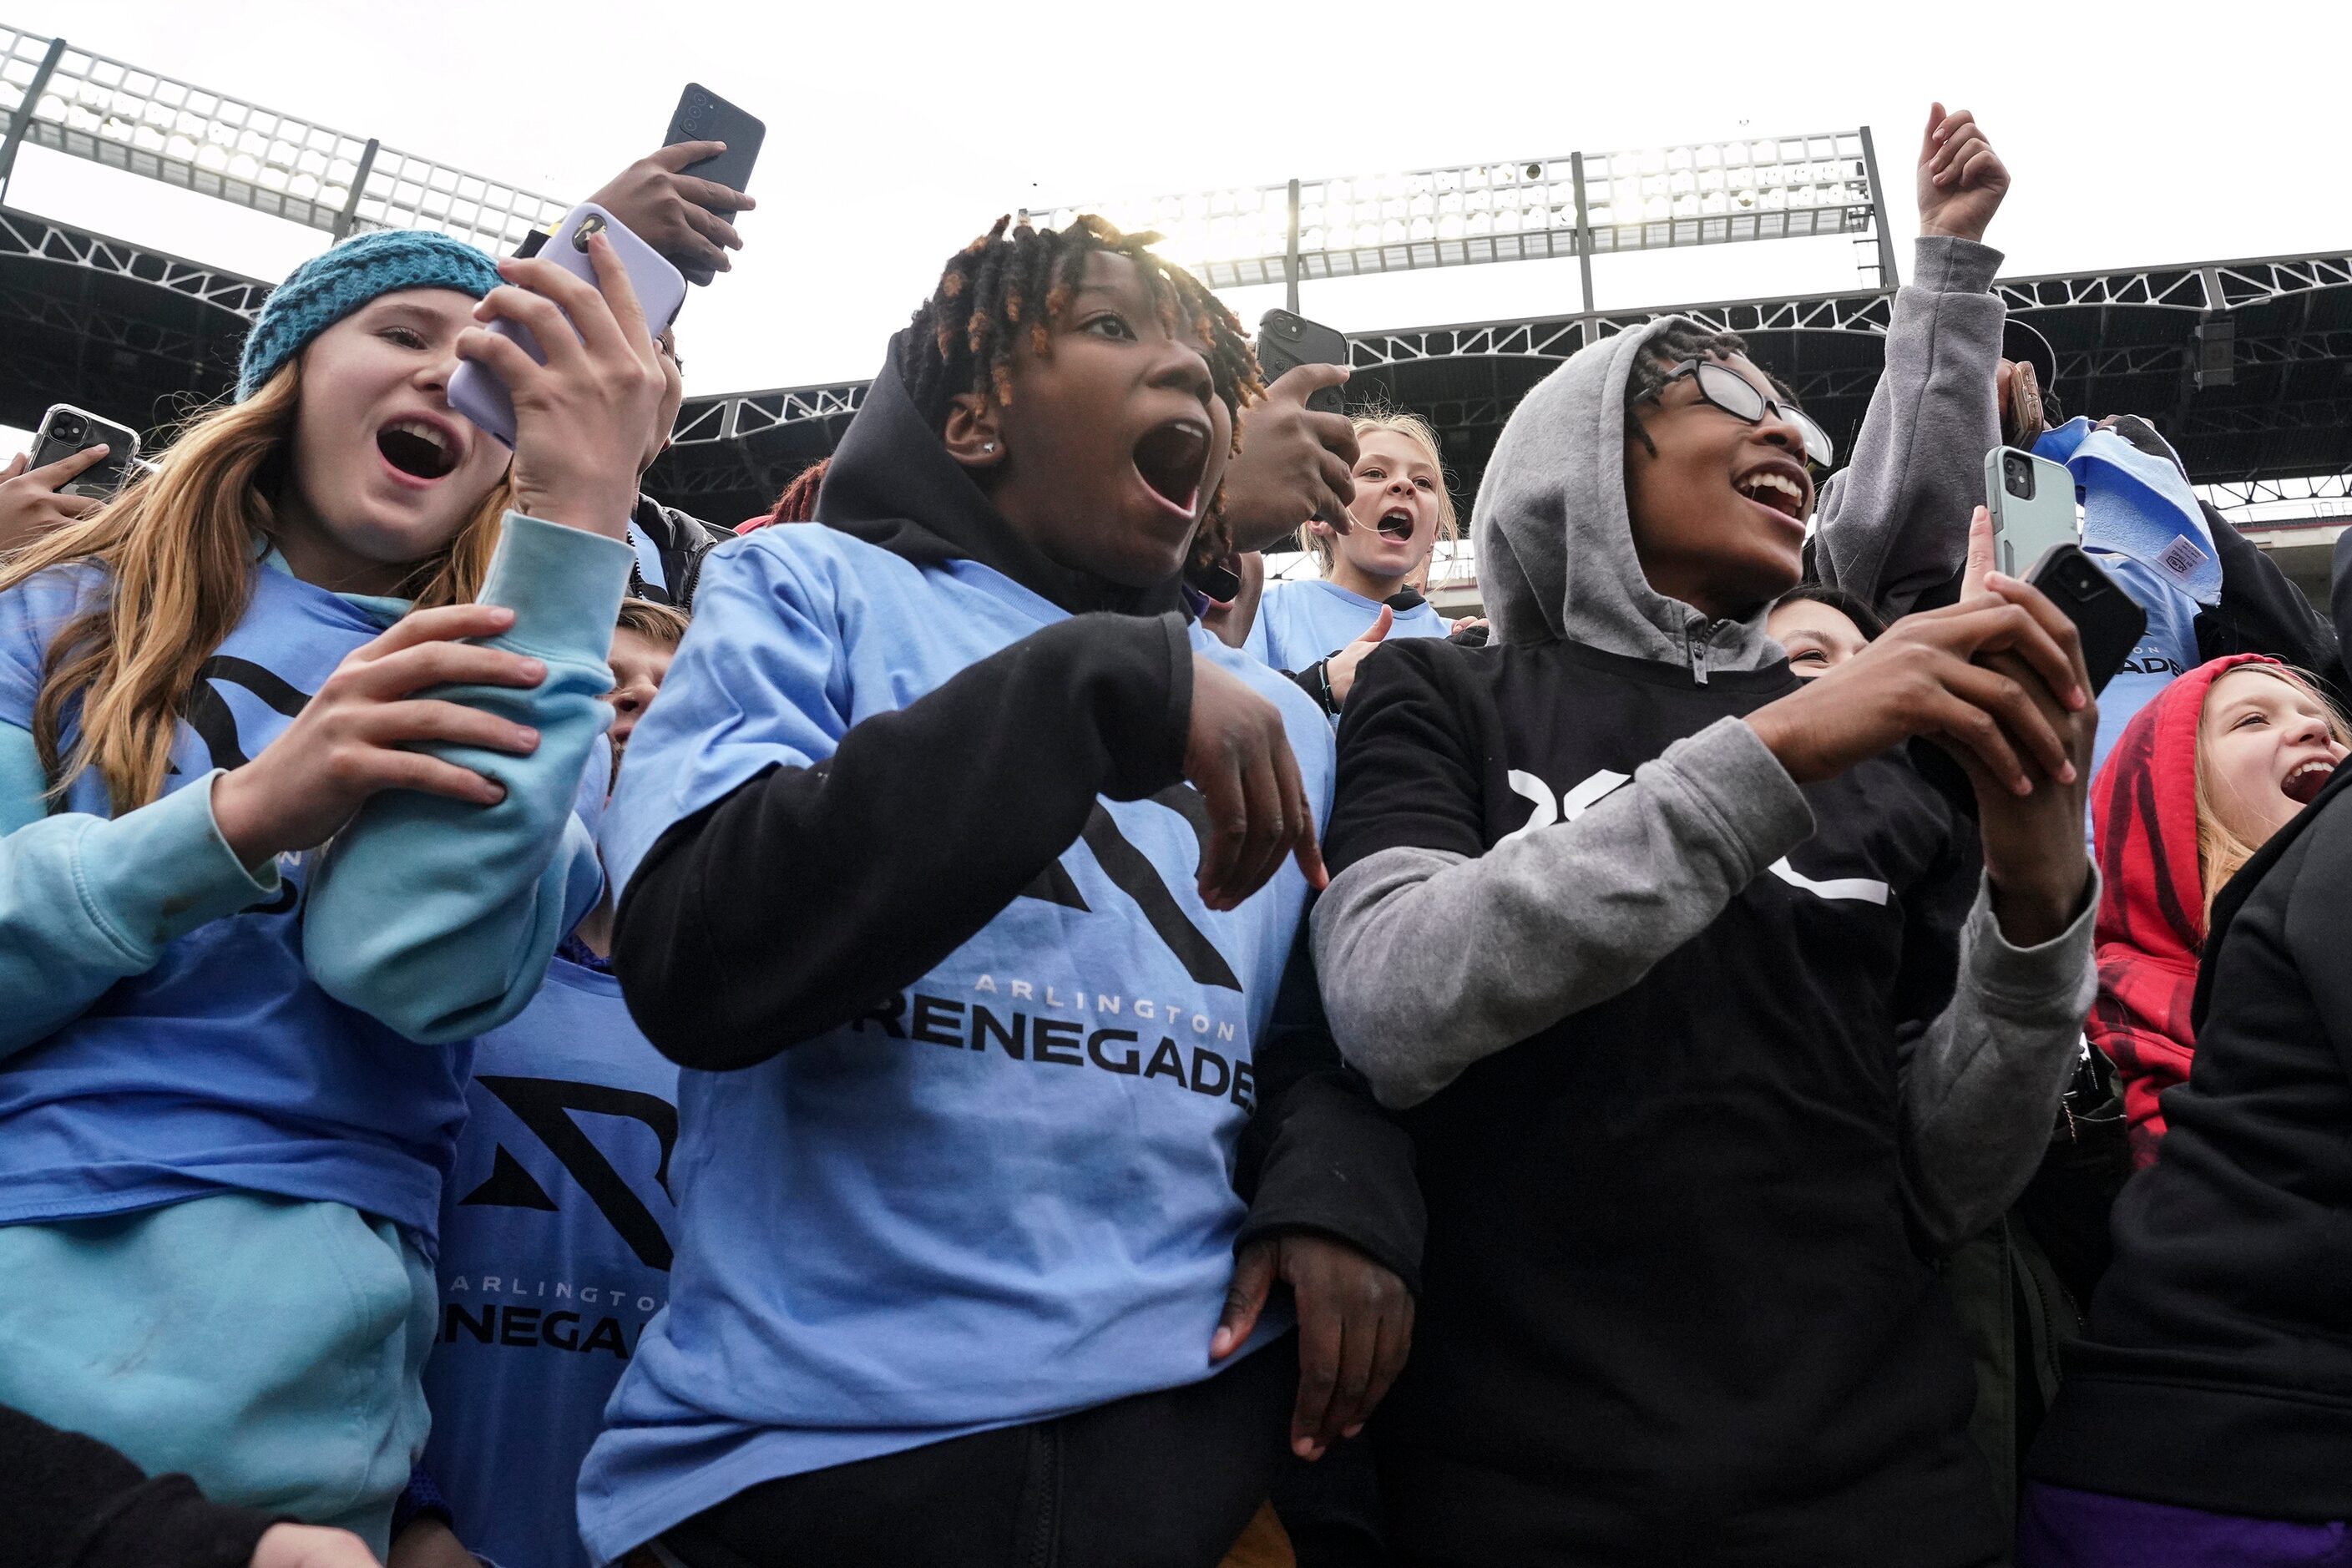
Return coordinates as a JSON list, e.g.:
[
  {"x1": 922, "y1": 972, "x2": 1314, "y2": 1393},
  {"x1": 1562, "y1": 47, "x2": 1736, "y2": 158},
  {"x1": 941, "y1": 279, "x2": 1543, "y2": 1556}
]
[{"x1": 7, "y1": 0, "x2": 2349, "y2": 411}]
